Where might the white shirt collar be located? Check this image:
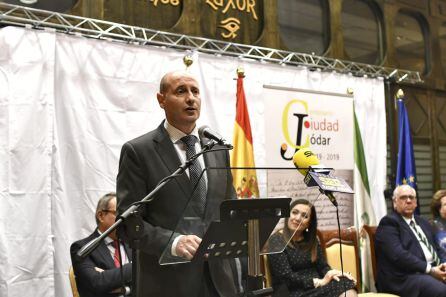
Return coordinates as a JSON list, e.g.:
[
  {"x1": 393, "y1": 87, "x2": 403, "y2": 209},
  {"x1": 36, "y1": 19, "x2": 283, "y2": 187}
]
[
  {"x1": 402, "y1": 215, "x2": 415, "y2": 225},
  {"x1": 164, "y1": 120, "x2": 200, "y2": 144},
  {"x1": 97, "y1": 229, "x2": 114, "y2": 245}
]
